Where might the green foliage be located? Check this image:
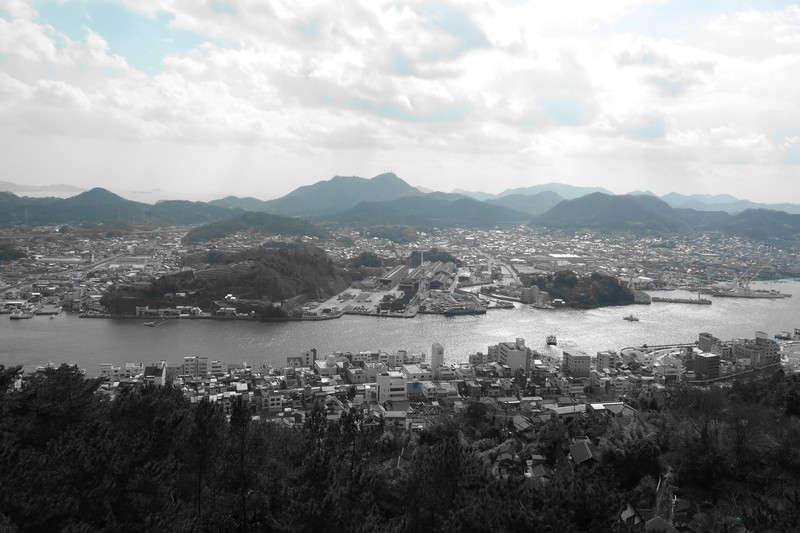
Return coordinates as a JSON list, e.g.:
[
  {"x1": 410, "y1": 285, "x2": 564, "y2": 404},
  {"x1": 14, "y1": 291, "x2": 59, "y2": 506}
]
[
  {"x1": 363, "y1": 225, "x2": 418, "y2": 244},
  {"x1": 524, "y1": 270, "x2": 635, "y2": 308},
  {"x1": 2, "y1": 367, "x2": 800, "y2": 532},
  {"x1": 351, "y1": 251, "x2": 382, "y2": 268},
  {"x1": 182, "y1": 211, "x2": 329, "y2": 244},
  {"x1": 0, "y1": 243, "x2": 26, "y2": 261},
  {"x1": 408, "y1": 249, "x2": 461, "y2": 267},
  {"x1": 601, "y1": 420, "x2": 663, "y2": 489},
  {"x1": 103, "y1": 245, "x2": 351, "y2": 314}
]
